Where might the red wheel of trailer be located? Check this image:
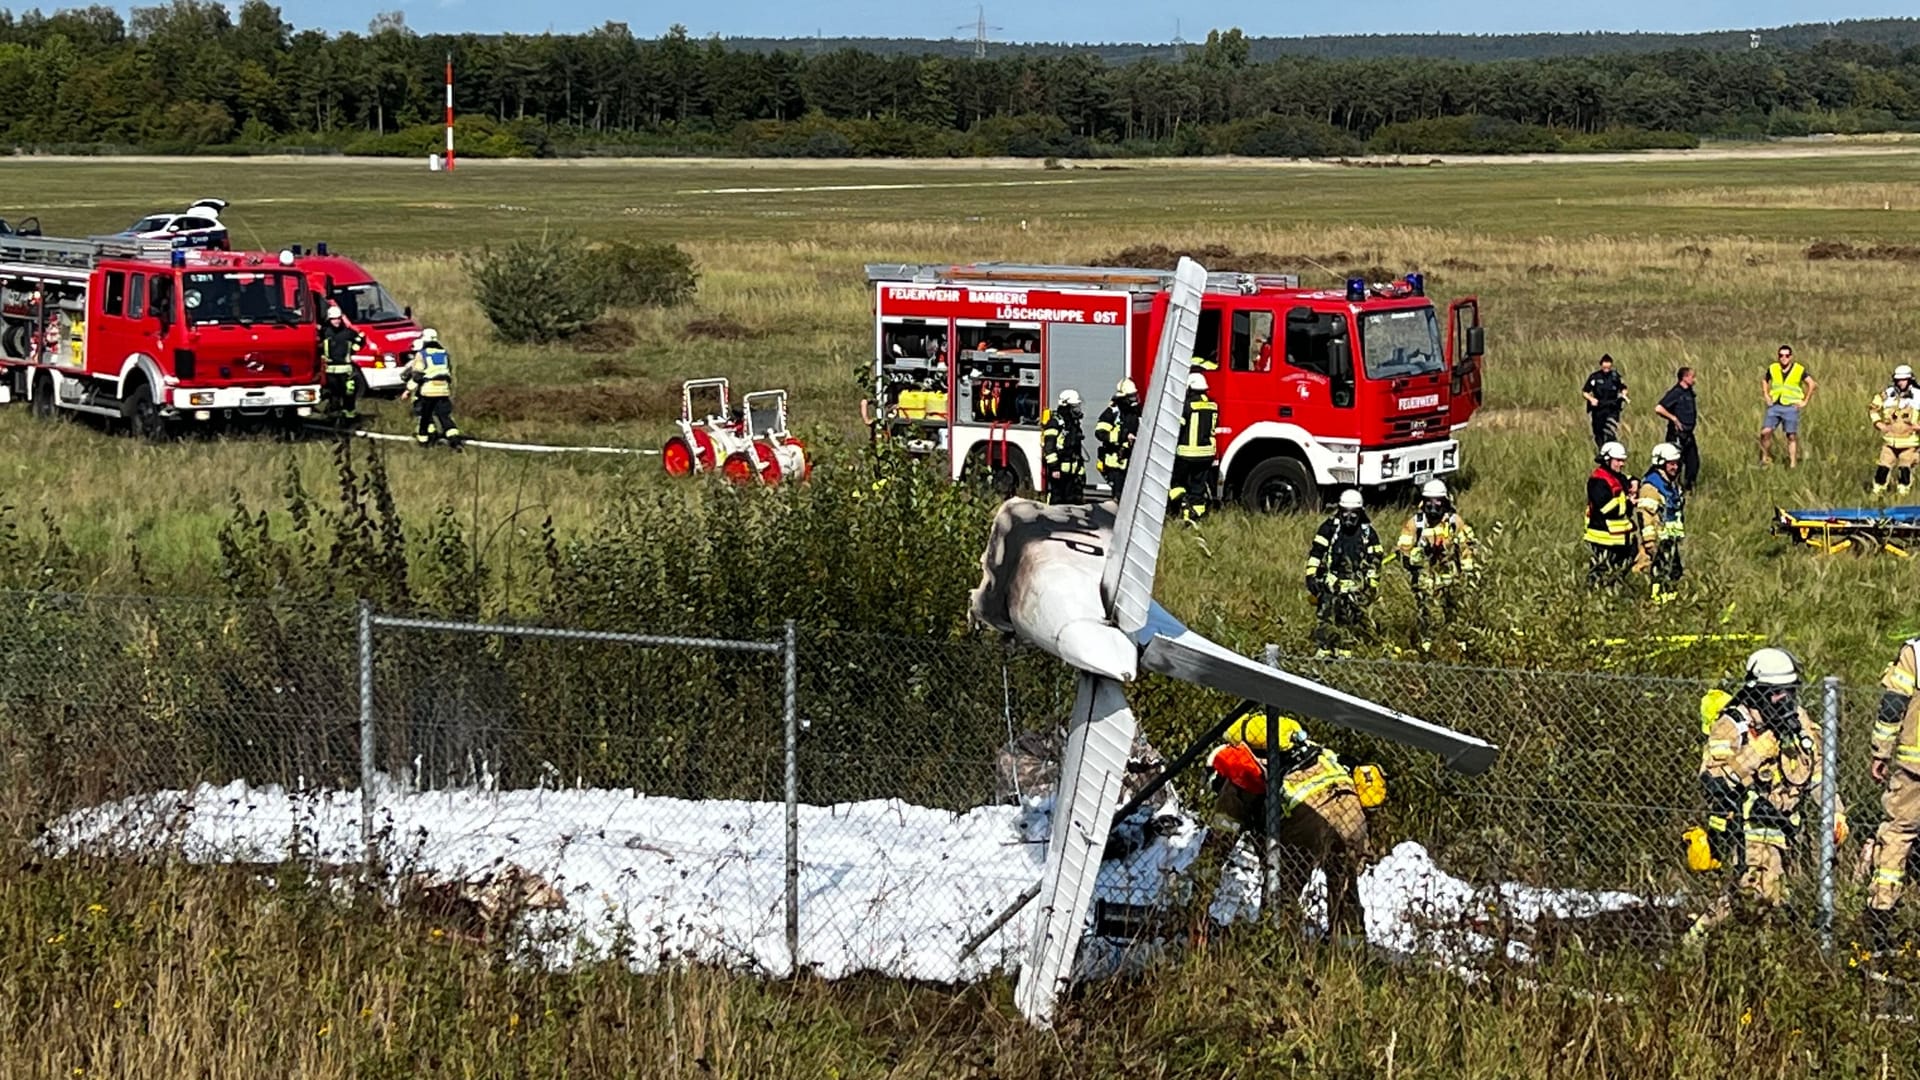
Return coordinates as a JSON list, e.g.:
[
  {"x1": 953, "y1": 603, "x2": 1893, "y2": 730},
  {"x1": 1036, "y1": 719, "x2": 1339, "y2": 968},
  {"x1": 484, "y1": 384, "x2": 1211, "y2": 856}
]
[
  {"x1": 662, "y1": 436, "x2": 695, "y2": 476},
  {"x1": 751, "y1": 441, "x2": 784, "y2": 484},
  {"x1": 690, "y1": 429, "x2": 718, "y2": 470},
  {"x1": 722, "y1": 450, "x2": 759, "y2": 485}
]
